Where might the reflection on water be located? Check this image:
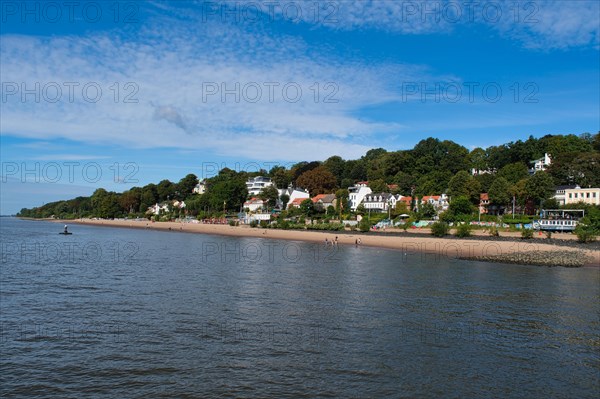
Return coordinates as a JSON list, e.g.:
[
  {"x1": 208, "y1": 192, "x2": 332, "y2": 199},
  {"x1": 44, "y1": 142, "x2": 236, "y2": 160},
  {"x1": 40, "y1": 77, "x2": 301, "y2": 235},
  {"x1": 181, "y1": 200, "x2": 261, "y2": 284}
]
[{"x1": 1, "y1": 218, "x2": 599, "y2": 398}]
